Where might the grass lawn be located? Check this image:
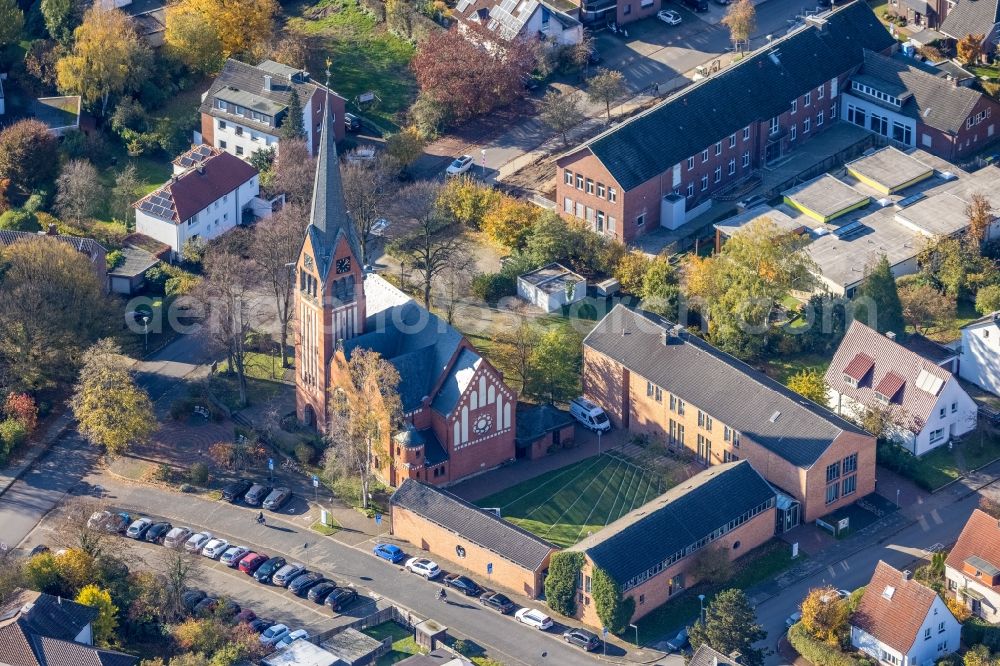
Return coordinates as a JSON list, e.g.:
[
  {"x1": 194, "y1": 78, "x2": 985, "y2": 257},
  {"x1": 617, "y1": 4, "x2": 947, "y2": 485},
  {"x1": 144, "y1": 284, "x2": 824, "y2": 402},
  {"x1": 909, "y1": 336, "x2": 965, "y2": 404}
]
[
  {"x1": 363, "y1": 622, "x2": 426, "y2": 665},
  {"x1": 968, "y1": 64, "x2": 1000, "y2": 80},
  {"x1": 286, "y1": 0, "x2": 418, "y2": 132},
  {"x1": 310, "y1": 518, "x2": 341, "y2": 535},
  {"x1": 762, "y1": 352, "x2": 831, "y2": 386},
  {"x1": 220, "y1": 351, "x2": 293, "y2": 382},
  {"x1": 476, "y1": 453, "x2": 670, "y2": 547},
  {"x1": 633, "y1": 540, "x2": 799, "y2": 644},
  {"x1": 919, "y1": 299, "x2": 978, "y2": 344},
  {"x1": 889, "y1": 426, "x2": 1000, "y2": 491},
  {"x1": 209, "y1": 373, "x2": 285, "y2": 411}
]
